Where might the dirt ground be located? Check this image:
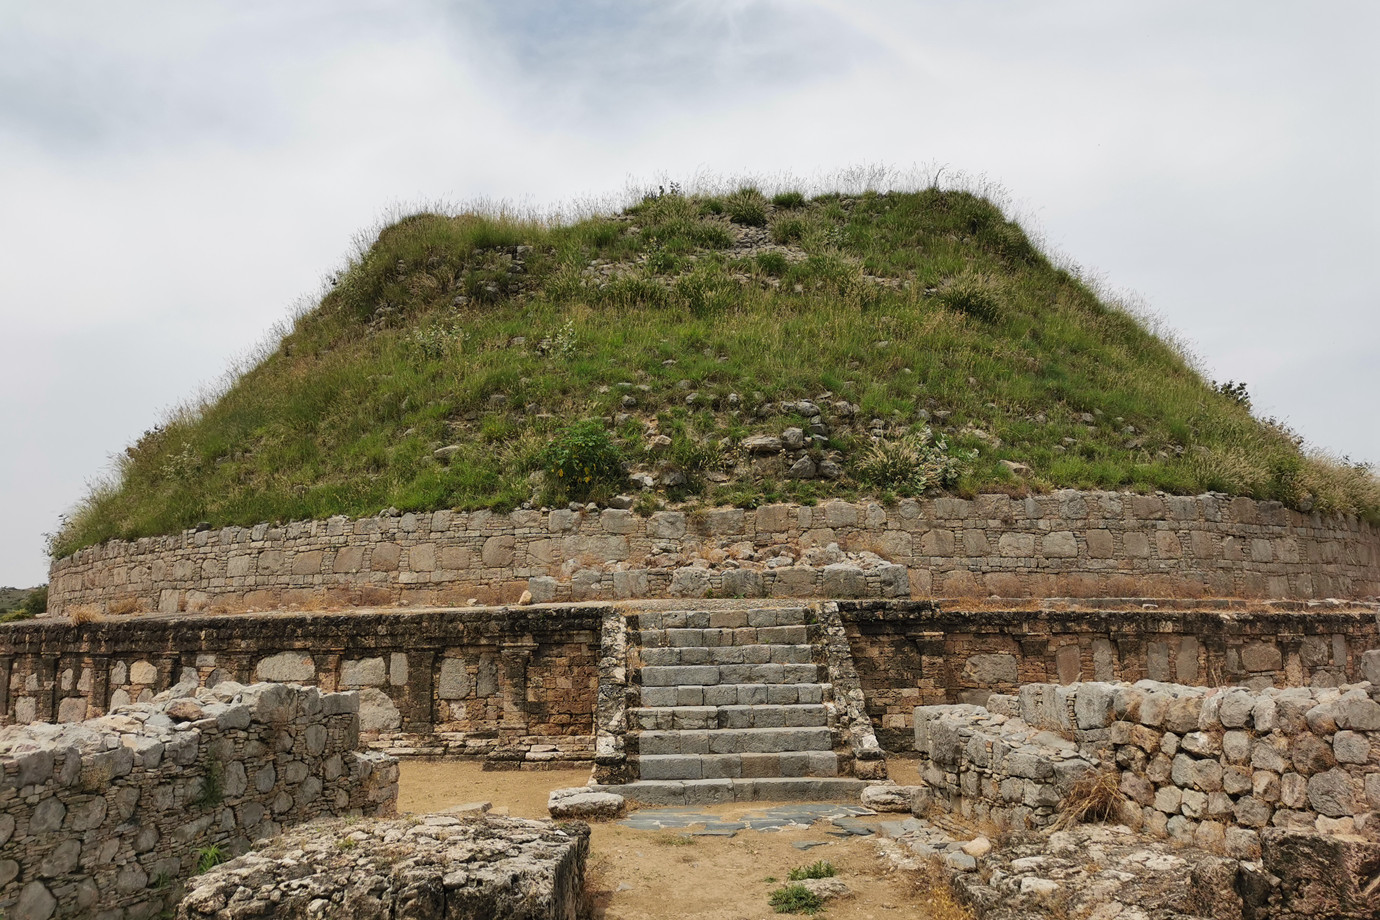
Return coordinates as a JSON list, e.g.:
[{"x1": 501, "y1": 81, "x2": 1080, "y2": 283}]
[{"x1": 398, "y1": 759, "x2": 950, "y2": 920}]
